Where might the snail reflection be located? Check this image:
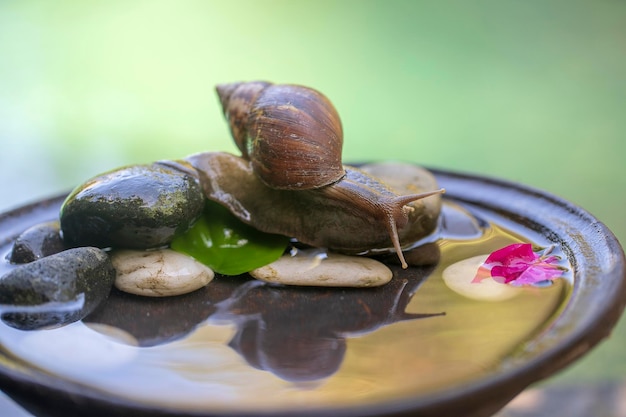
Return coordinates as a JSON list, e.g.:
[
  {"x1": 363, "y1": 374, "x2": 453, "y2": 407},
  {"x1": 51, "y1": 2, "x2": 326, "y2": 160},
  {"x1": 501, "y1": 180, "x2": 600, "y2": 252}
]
[
  {"x1": 210, "y1": 266, "x2": 445, "y2": 382},
  {"x1": 86, "y1": 262, "x2": 445, "y2": 383}
]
